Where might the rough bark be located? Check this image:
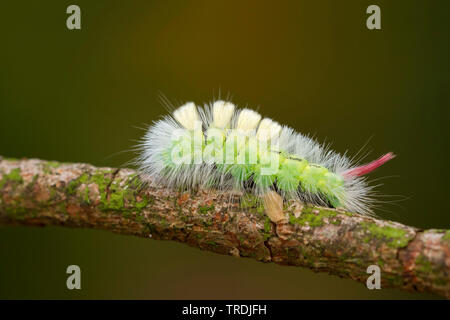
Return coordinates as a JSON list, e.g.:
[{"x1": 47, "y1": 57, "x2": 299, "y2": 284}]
[{"x1": 0, "y1": 156, "x2": 449, "y2": 298}]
